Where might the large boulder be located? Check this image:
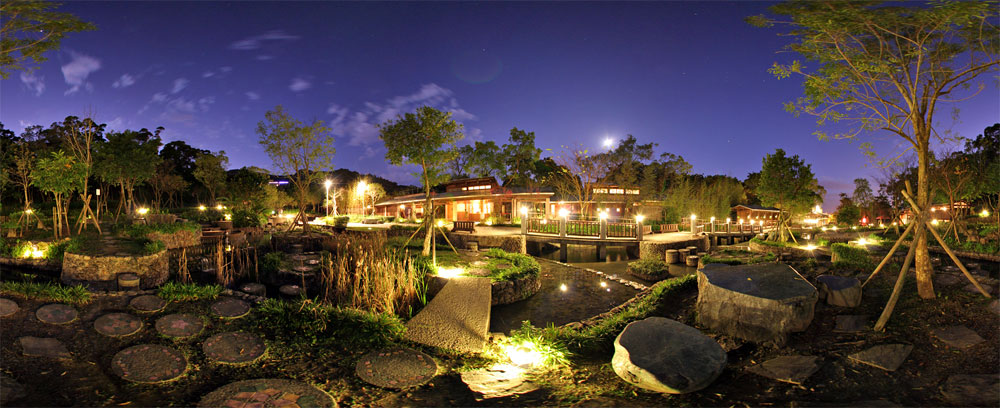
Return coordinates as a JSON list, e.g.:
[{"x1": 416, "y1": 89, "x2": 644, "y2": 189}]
[
  {"x1": 816, "y1": 275, "x2": 862, "y2": 307},
  {"x1": 696, "y1": 263, "x2": 818, "y2": 346},
  {"x1": 612, "y1": 317, "x2": 726, "y2": 394}
]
